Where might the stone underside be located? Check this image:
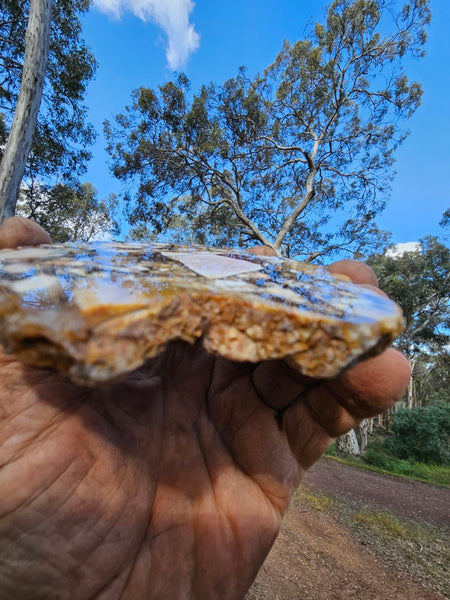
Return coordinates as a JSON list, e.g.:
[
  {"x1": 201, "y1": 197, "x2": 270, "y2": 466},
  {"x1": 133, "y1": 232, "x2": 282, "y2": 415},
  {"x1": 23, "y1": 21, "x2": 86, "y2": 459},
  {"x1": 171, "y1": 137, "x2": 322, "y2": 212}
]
[{"x1": 0, "y1": 242, "x2": 404, "y2": 385}]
